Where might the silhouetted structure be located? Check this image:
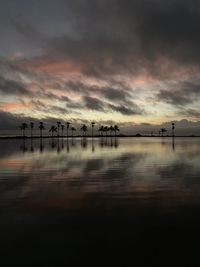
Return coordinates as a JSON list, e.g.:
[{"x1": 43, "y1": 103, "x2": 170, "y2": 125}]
[
  {"x1": 172, "y1": 123, "x2": 175, "y2": 137},
  {"x1": 161, "y1": 128, "x2": 167, "y2": 137},
  {"x1": 71, "y1": 126, "x2": 76, "y2": 137},
  {"x1": 30, "y1": 122, "x2": 34, "y2": 138},
  {"x1": 98, "y1": 126, "x2": 104, "y2": 136},
  {"x1": 80, "y1": 124, "x2": 88, "y2": 137},
  {"x1": 19, "y1": 123, "x2": 28, "y2": 138},
  {"x1": 49, "y1": 126, "x2": 57, "y2": 137},
  {"x1": 91, "y1": 122, "x2": 95, "y2": 137},
  {"x1": 66, "y1": 122, "x2": 70, "y2": 138},
  {"x1": 109, "y1": 126, "x2": 114, "y2": 136},
  {"x1": 57, "y1": 121, "x2": 61, "y2": 137},
  {"x1": 61, "y1": 124, "x2": 64, "y2": 137},
  {"x1": 39, "y1": 122, "x2": 45, "y2": 138},
  {"x1": 104, "y1": 126, "x2": 109, "y2": 137},
  {"x1": 114, "y1": 125, "x2": 120, "y2": 136}
]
